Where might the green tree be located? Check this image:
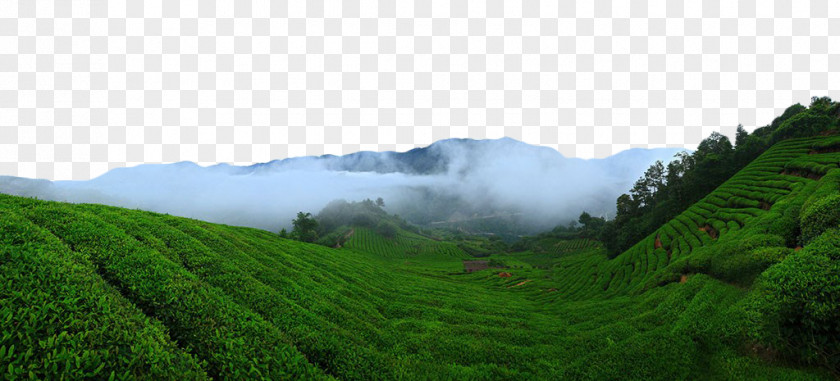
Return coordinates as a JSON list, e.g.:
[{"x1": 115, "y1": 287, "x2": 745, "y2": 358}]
[
  {"x1": 629, "y1": 160, "x2": 666, "y2": 209},
  {"x1": 578, "y1": 211, "x2": 592, "y2": 227},
  {"x1": 696, "y1": 131, "x2": 733, "y2": 159},
  {"x1": 596, "y1": 98, "x2": 838, "y2": 257},
  {"x1": 291, "y1": 212, "x2": 319, "y2": 243},
  {"x1": 615, "y1": 193, "x2": 638, "y2": 221},
  {"x1": 735, "y1": 124, "x2": 748, "y2": 147},
  {"x1": 578, "y1": 211, "x2": 605, "y2": 238}
]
